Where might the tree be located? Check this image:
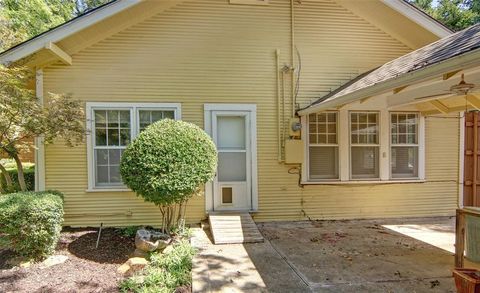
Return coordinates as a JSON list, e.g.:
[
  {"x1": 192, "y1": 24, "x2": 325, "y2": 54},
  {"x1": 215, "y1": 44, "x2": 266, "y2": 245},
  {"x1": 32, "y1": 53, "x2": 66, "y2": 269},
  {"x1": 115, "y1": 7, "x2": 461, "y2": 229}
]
[
  {"x1": 0, "y1": 0, "x2": 110, "y2": 51},
  {"x1": 409, "y1": 0, "x2": 480, "y2": 31},
  {"x1": 120, "y1": 119, "x2": 217, "y2": 233},
  {"x1": 0, "y1": 65, "x2": 85, "y2": 192}
]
